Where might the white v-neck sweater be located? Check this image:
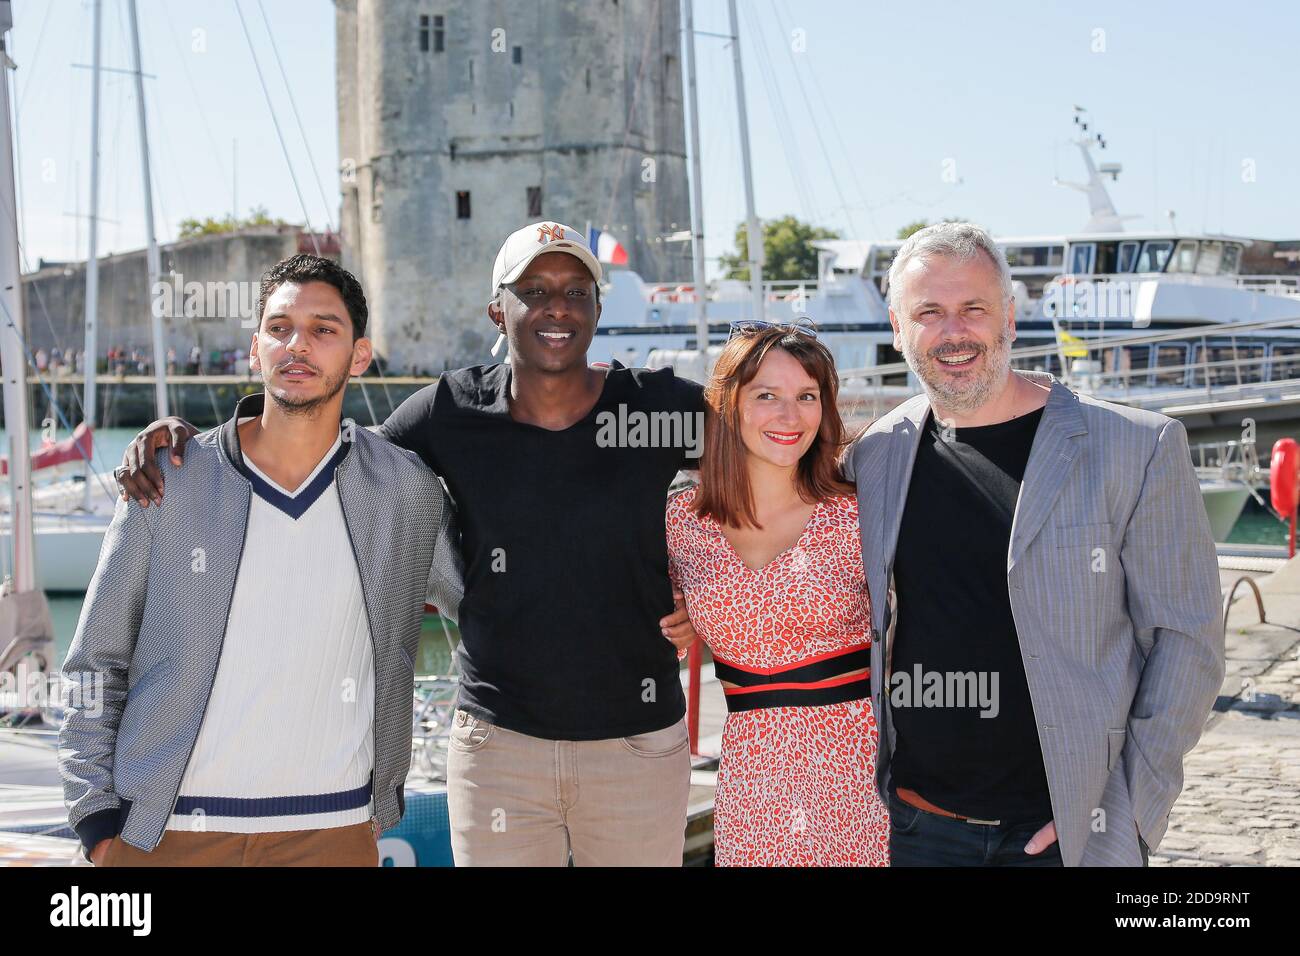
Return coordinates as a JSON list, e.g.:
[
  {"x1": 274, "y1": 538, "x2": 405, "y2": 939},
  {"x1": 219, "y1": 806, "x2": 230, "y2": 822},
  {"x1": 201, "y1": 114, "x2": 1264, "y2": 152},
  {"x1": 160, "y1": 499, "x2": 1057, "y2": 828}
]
[{"x1": 166, "y1": 429, "x2": 376, "y2": 833}]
